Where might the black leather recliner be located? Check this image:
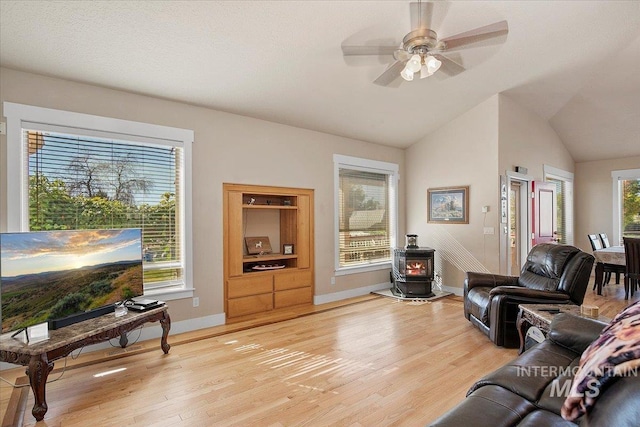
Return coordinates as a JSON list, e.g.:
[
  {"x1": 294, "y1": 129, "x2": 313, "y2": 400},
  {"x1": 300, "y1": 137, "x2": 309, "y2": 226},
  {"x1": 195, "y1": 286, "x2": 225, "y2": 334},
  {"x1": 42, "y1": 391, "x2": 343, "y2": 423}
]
[{"x1": 464, "y1": 243, "x2": 595, "y2": 347}]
